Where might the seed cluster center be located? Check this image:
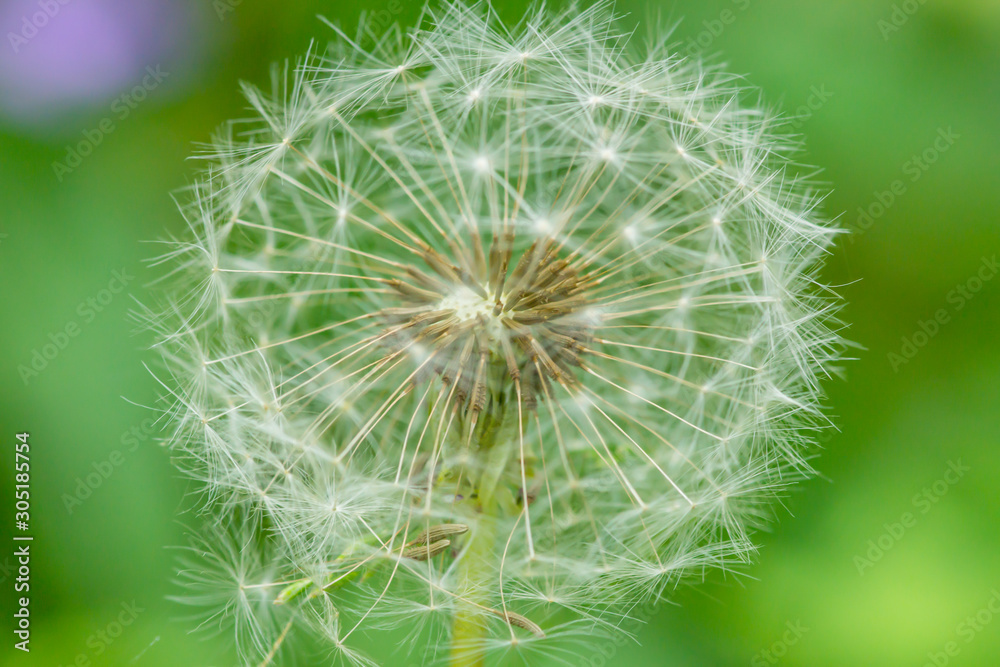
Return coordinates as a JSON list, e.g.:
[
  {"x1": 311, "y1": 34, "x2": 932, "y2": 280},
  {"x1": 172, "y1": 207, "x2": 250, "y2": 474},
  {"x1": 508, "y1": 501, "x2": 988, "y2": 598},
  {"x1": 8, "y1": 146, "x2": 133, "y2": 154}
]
[{"x1": 377, "y1": 233, "x2": 597, "y2": 415}]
